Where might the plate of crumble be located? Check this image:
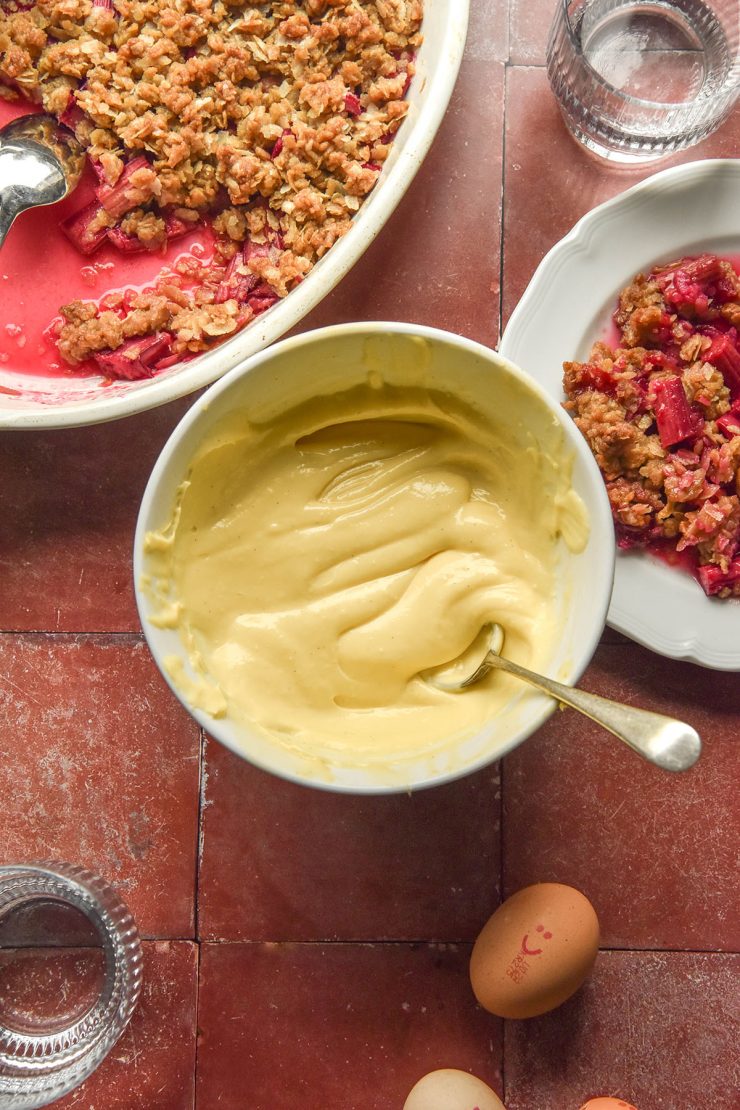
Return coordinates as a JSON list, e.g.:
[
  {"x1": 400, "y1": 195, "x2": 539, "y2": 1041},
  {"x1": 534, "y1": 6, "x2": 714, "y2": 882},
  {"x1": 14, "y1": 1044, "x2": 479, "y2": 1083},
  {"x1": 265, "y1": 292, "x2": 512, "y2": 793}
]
[
  {"x1": 0, "y1": 0, "x2": 468, "y2": 427},
  {"x1": 500, "y1": 159, "x2": 740, "y2": 671}
]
